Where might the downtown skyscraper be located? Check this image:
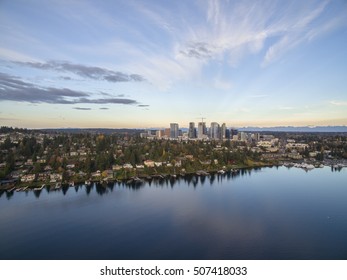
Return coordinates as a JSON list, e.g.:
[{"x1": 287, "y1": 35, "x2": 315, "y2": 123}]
[
  {"x1": 170, "y1": 123, "x2": 179, "y2": 139},
  {"x1": 188, "y1": 122, "x2": 196, "y2": 139}
]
